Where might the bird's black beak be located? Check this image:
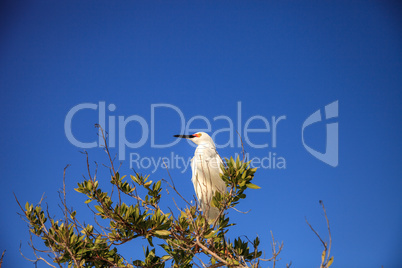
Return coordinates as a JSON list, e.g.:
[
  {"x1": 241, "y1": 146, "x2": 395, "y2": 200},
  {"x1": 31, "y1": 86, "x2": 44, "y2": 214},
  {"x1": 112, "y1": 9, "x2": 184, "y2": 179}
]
[{"x1": 174, "y1": 134, "x2": 195, "y2": 139}]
